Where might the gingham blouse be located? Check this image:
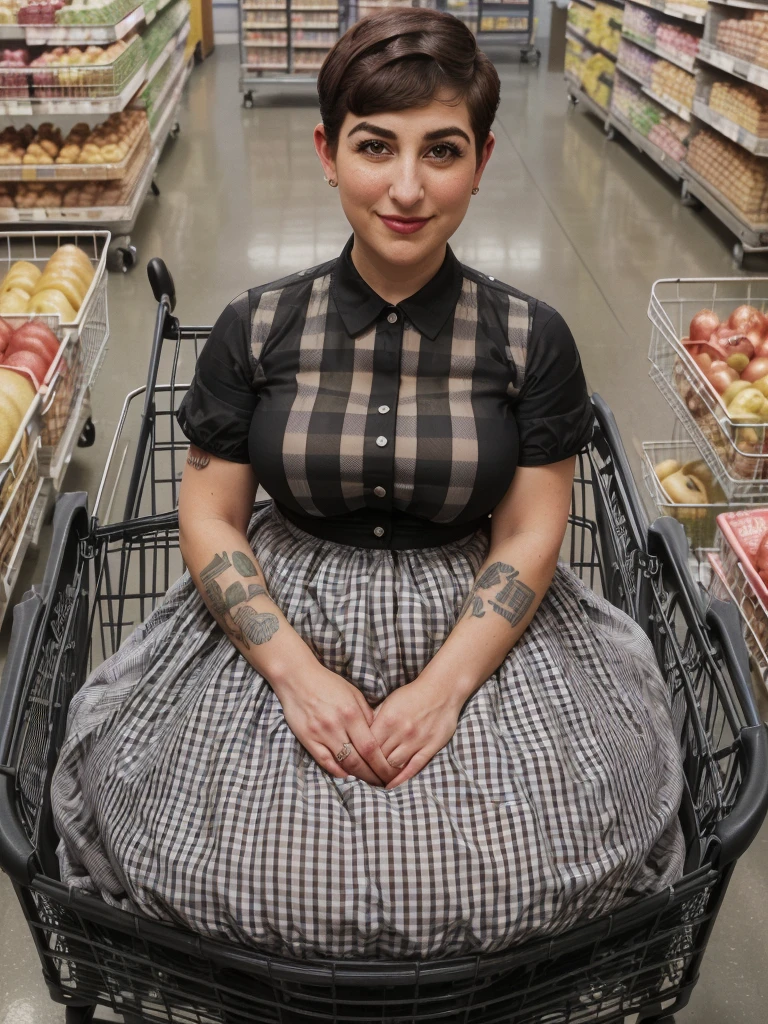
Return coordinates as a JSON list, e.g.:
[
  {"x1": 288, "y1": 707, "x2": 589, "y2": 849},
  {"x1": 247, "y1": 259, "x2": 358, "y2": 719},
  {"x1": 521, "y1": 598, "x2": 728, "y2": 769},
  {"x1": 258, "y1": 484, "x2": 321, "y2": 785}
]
[{"x1": 177, "y1": 238, "x2": 594, "y2": 549}]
